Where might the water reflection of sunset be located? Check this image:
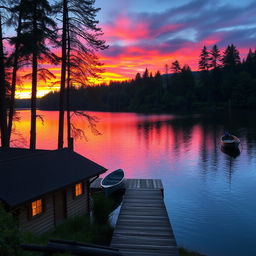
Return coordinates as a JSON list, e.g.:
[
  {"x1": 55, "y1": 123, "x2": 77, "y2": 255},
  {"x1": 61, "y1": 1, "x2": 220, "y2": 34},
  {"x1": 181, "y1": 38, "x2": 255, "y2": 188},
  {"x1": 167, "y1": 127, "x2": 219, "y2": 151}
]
[
  {"x1": 11, "y1": 111, "x2": 224, "y2": 177},
  {"x1": 11, "y1": 111, "x2": 252, "y2": 180}
]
